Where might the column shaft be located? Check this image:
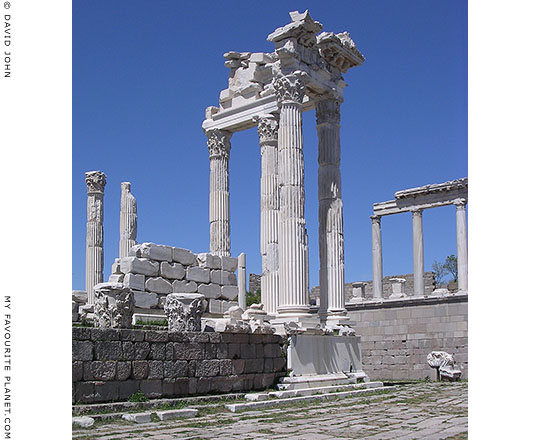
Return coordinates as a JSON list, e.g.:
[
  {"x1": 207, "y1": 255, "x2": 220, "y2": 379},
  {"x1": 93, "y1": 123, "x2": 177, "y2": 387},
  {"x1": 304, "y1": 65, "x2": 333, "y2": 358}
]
[
  {"x1": 85, "y1": 171, "x2": 107, "y2": 304},
  {"x1": 371, "y1": 215, "x2": 383, "y2": 299},
  {"x1": 207, "y1": 130, "x2": 232, "y2": 257},
  {"x1": 238, "y1": 253, "x2": 247, "y2": 310},
  {"x1": 412, "y1": 209, "x2": 425, "y2": 297},
  {"x1": 316, "y1": 99, "x2": 346, "y2": 321},
  {"x1": 455, "y1": 200, "x2": 468, "y2": 292},
  {"x1": 273, "y1": 72, "x2": 310, "y2": 318},
  {"x1": 119, "y1": 182, "x2": 137, "y2": 259},
  {"x1": 257, "y1": 116, "x2": 280, "y2": 315}
]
